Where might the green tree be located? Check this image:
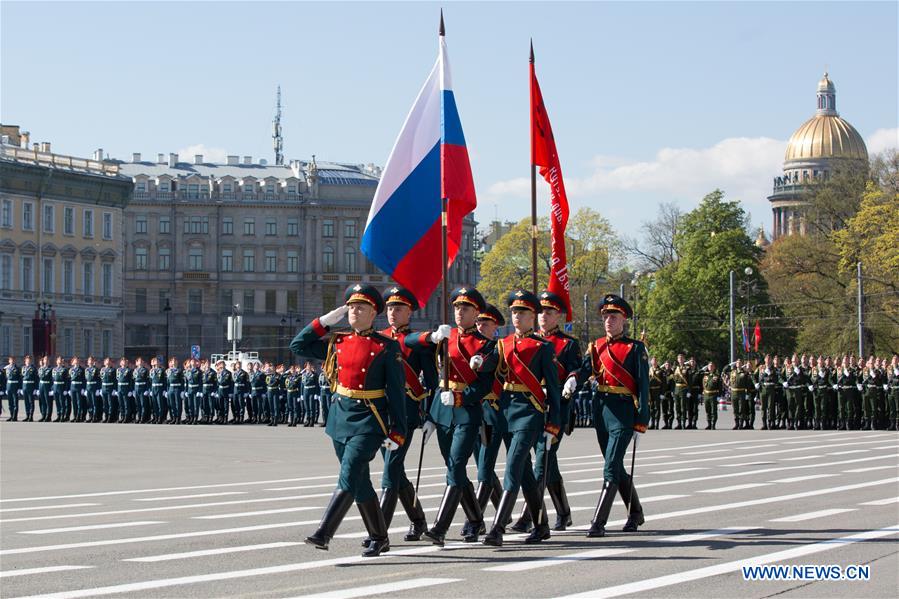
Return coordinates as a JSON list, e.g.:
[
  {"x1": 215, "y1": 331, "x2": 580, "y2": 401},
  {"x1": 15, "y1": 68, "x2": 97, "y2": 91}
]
[{"x1": 641, "y1": 190, "x2": 790, "y2": 364}]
